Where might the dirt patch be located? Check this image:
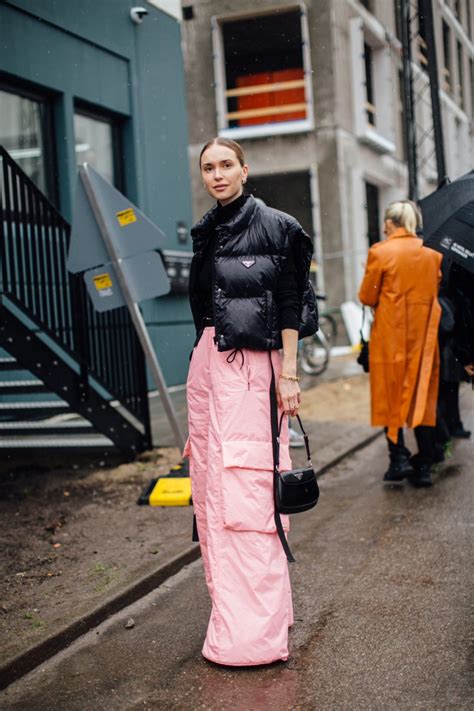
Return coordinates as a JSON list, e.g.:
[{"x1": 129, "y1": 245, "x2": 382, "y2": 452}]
[
  {"x1": 0, "y1": 447, "x2": 192, "y2": 666},
  {"x1": 300, "y1": 372, "x2": 371, "y2": 423}
]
